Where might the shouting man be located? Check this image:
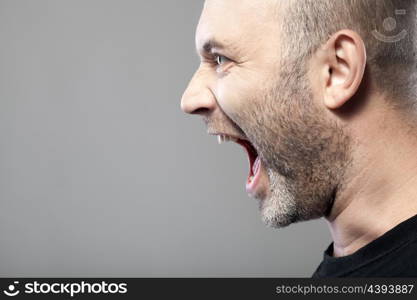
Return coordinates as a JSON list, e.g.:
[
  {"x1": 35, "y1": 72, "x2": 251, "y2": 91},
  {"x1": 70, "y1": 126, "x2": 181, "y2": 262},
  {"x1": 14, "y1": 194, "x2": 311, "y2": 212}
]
[{"x1": 181, "y1": 0, "x2": 417, "y2": 277}]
